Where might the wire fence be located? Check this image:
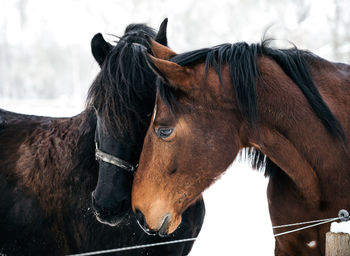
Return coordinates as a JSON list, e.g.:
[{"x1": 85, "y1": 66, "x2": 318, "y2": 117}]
[
  {"x1": 1, "y1": 210, "x2": 347, "y2": 256},
  {"x1": 67, "y1": 237, "x2": 197, "y2": 256}
]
